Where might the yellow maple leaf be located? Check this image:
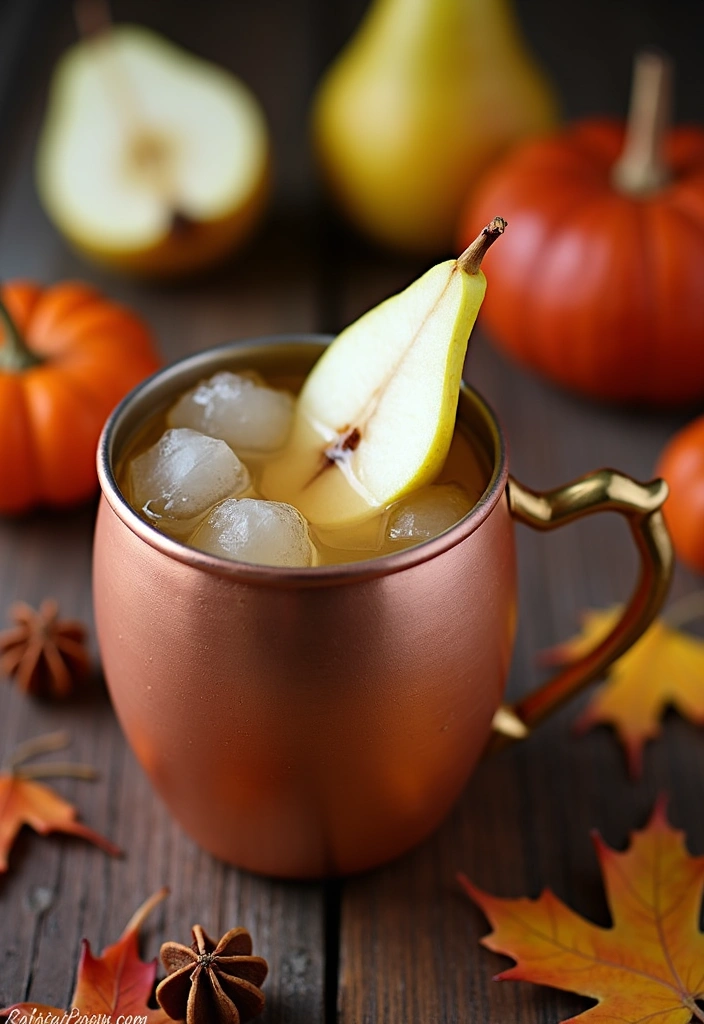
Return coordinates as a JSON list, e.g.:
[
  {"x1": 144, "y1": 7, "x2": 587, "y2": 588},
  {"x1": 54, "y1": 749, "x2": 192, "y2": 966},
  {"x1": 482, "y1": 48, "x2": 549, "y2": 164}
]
[
  {"x1": 460, "y1": 799, "x2": 704, "y2": 1024},
  {"x1": 544, "y1": 607, "x2": 704, "y2": 777}
]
